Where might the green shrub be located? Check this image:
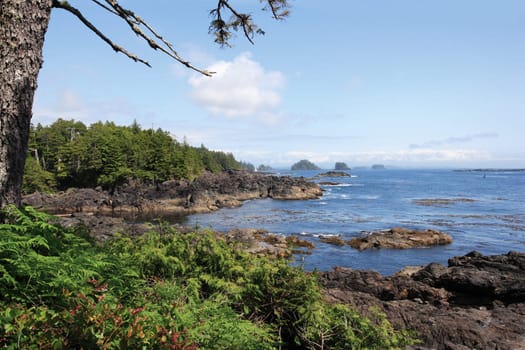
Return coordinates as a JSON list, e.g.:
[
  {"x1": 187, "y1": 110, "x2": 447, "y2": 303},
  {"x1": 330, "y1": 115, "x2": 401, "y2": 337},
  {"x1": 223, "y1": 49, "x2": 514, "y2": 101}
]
[{"x1": 0, "y1": 206, "x2": 418, "y2": 349}]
